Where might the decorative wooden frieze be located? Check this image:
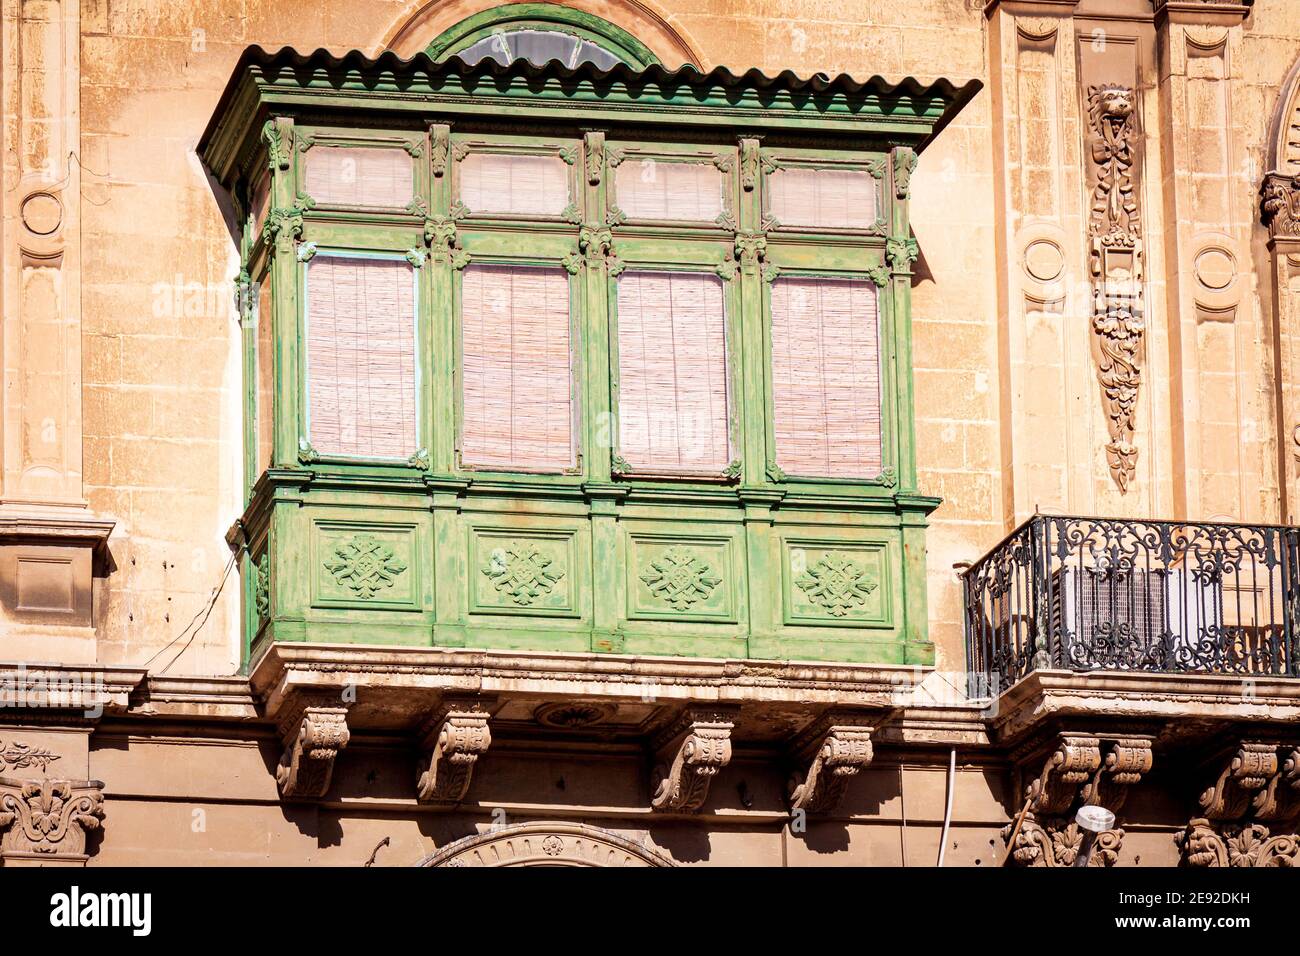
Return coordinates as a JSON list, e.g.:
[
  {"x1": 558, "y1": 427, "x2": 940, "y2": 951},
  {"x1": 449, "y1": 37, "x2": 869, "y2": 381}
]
[
  {"x1": 1003, "y1": 733, "x2": 1153, "y2": 867},
  {"x1": 416, "y1": 701, "x2": 492, "y2": 805},
  {"x1": 1176, "y1": 742, "x2": 1300, "y2": 867},
  {"x1": 1084, "y1": 84, "x2": 1145, "y2": 494},
  {"x1": 275, "y1": 696, "x2": 350, "y2": 800},
  {"x1": 482, "y1": 543, "x2": 565, "y2": 607},
  {"x1": 639, "y1": 546, "x2": 722, "y2": 611},
  {"x1": 323, "y1": 533, "x2": 408, "y2": 599},
  {"x1": 787, "y1": 714, "x2": 875, "y2": 814},
  {"x1": 1262, "y1": 173, "x2": 1300, "y2": 241},
  {"x1": 0, "y1": 778, "x2": 105, "y2": 860},
  {"x1": 650, "y1": 708, "x2": 736, "y2": 812}
]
